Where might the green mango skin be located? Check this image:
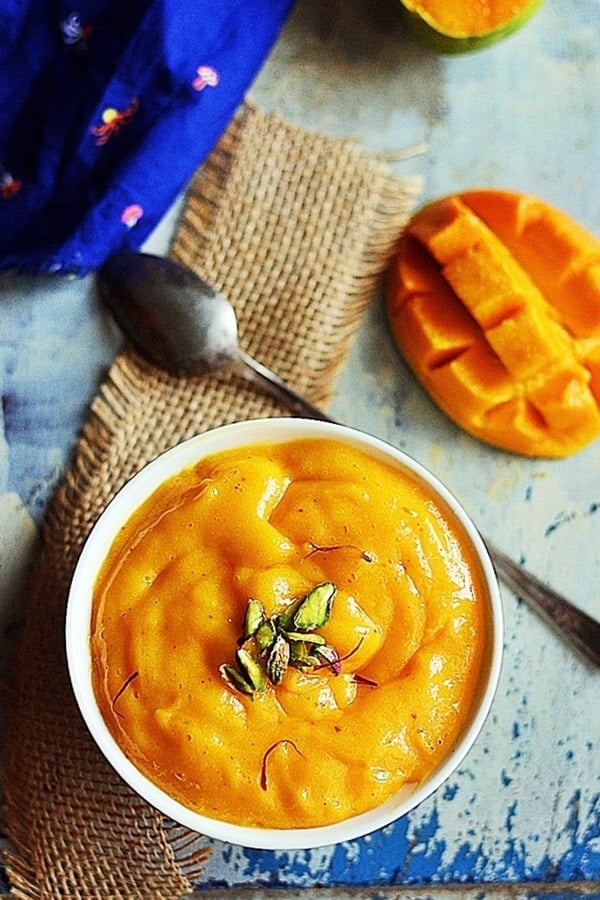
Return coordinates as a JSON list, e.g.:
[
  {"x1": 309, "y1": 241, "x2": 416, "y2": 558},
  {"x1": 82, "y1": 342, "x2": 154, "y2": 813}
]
[{"x1": 400, "y1": 0, "x2": 547, "y2": 54}]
